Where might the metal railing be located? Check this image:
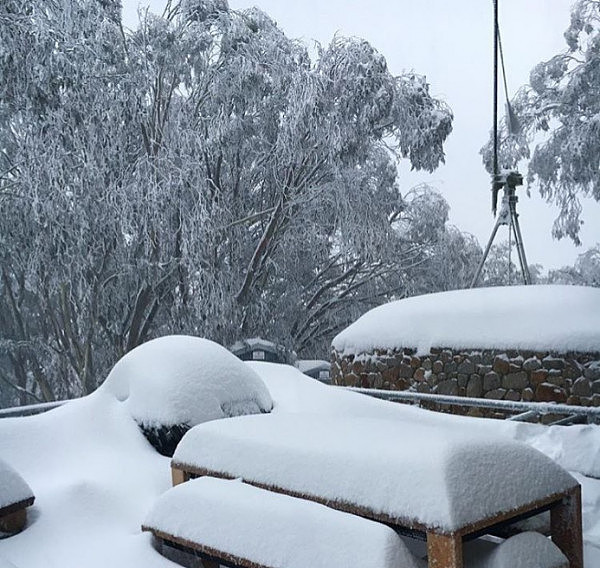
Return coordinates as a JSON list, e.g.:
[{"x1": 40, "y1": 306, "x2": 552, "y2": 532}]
[
  {"x1": 344, "y1": 387, "x2": 600, "y2": 424},
  {"x1": 0, "y1": 400, "x2": 71, "y2": 419}
]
